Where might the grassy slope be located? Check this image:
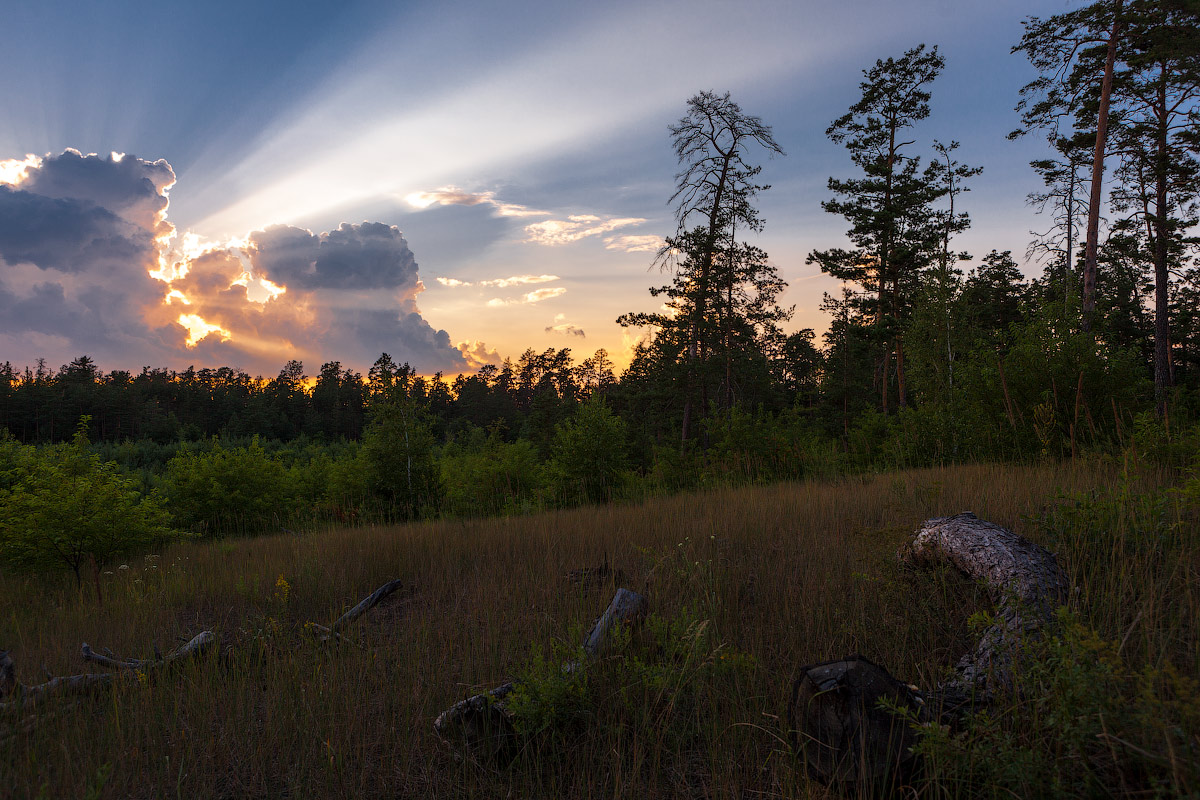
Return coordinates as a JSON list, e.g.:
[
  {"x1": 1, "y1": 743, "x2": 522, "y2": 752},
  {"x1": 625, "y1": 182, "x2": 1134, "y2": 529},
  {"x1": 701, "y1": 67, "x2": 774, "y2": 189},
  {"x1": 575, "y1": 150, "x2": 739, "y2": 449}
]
[{"x1": 1, "y1": 461, "x2": 1191, "y2": 798}]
